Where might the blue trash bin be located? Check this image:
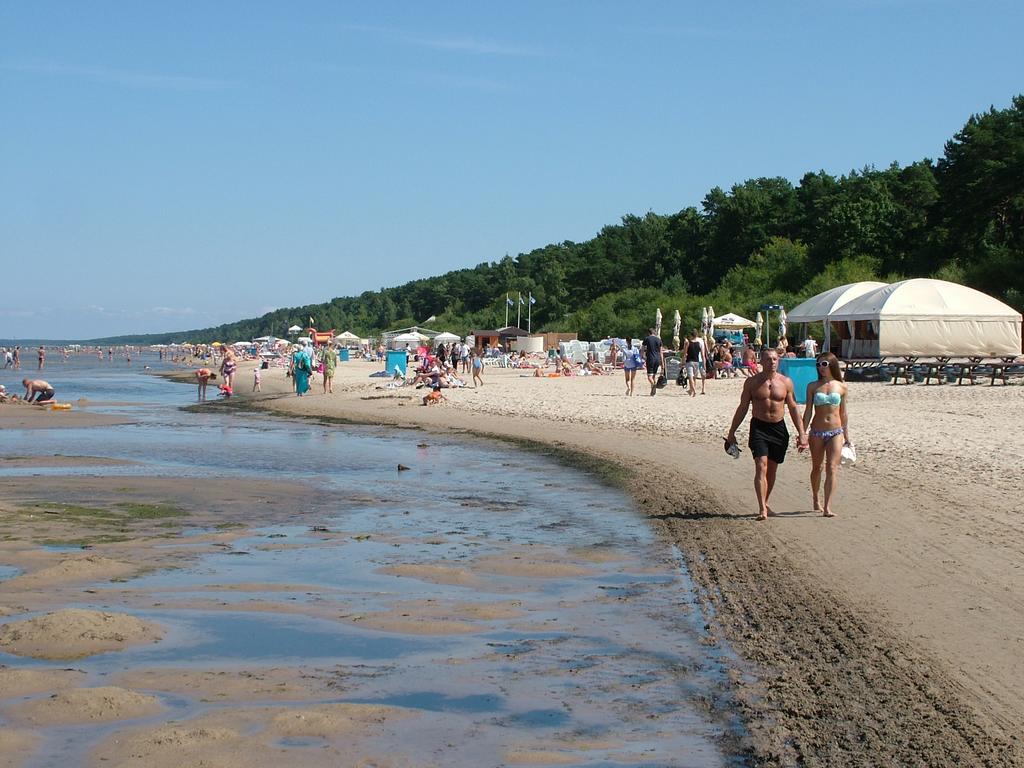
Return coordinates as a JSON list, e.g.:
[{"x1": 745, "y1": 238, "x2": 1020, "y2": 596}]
[
  {"x1": 385, "y1": 349, "x2": 407, "y2": 377},
  {"x1": 779, "y1": 358, "x2": 818, "y2": 404},
  {"x1": 339, "y1": 348, "x2": 350, "y2": 362}
]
